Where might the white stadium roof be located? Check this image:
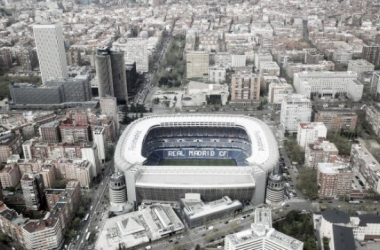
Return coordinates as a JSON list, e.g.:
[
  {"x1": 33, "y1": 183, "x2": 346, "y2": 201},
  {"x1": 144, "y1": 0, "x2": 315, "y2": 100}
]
[{"x1": 114, "y1": 114, "x2": 278, "y2": 172}]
